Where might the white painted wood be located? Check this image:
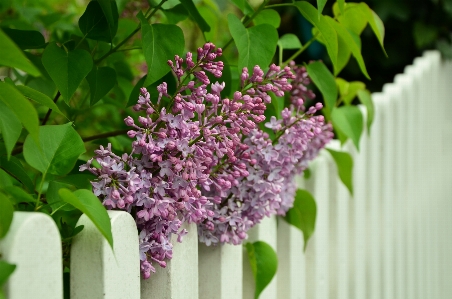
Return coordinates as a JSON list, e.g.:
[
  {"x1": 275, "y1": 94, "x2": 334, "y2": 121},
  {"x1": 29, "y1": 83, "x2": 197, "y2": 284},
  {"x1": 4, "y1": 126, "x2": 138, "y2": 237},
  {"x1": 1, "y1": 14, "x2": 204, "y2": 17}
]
[
  {"x1": 0, "y1": 212, "x2": 62, "y2": 299},
  {"x1": 275, "y1": 175, "x2": 306, "y2": 299},
  {"x1": 243, "y1": 216, "x2": 277, "y2": 299},
  {"x1": 366, "y1": 92, "x2": 384, "y2": 299},
  {"x1": 71, "y1": 211, "x2": 140, "y2": 299},
  {"x1": 141, "y1": 222, "x2": 198, "y2": 299},
  {"x1": 198, "y1": 243, "x2": 242, "y2": 299},
  {"x1": 347, "y1": 106, "x2": 368, "y2": 299},
  {"x1": 303, "y1": 152, "x2": 333, "y2": 299},
  {"x1": 326, "y1": 140, "x2": 349, "y2": 299}
]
